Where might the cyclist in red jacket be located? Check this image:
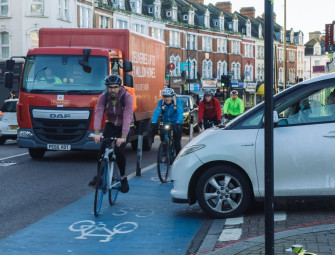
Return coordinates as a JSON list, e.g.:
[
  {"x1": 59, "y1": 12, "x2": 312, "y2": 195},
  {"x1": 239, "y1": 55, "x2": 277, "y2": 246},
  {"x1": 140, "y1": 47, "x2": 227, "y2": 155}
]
[{"x1": 198, "y1": 89, "x2": 222, "y2": 129}]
